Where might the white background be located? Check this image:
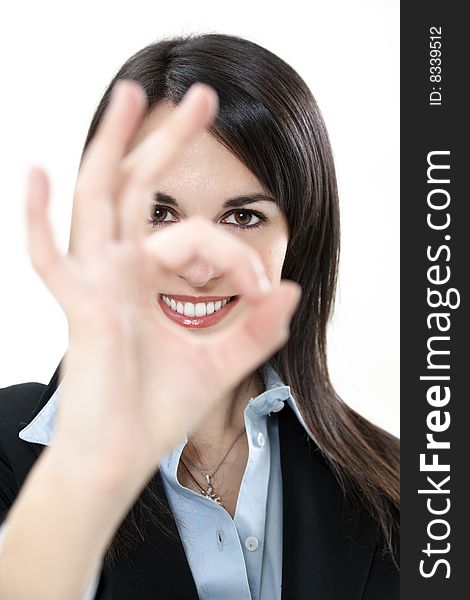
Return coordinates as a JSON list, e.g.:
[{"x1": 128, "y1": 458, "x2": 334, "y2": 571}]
[{"x1": 0, "y1": 0, "x2": 399, "y2": 436}]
